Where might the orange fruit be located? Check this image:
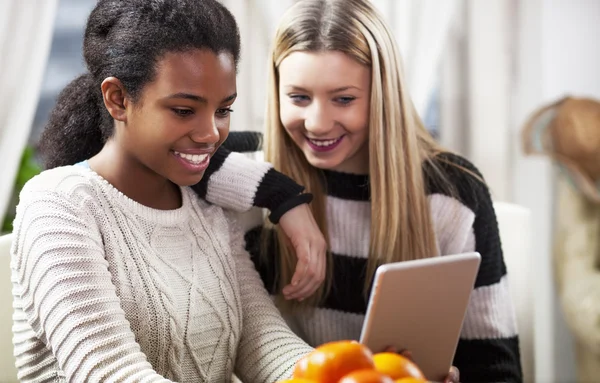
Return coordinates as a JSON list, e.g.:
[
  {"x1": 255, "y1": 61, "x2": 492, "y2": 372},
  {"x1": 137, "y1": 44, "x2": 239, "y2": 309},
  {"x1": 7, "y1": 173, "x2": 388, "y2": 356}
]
[
  {"x1": 372, "y1": 353, "x2": 425, "y2": 380},
  {"x1": 278, "y1": 379, "x2": 320, "y2": 383},
  {"x1": 292, "y1": 340, "x2": 375, "y2": 383},
  {"x1": 338, "y1": 369, "x2": 396, "y2": 383},
  {"x1": 395, "y1": 378, "x2": 428, "y2": 383}
]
